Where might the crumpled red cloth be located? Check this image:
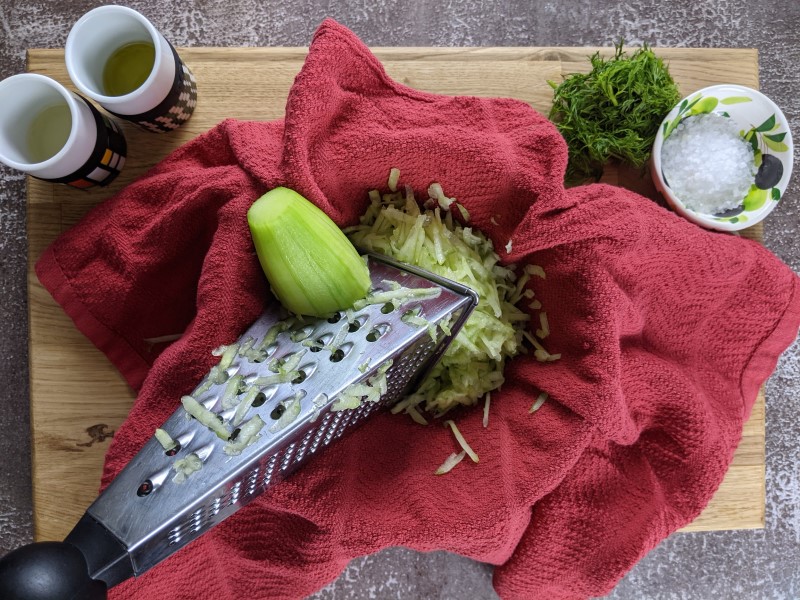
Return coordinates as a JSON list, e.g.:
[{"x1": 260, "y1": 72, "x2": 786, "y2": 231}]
[{"x1": 36, "y1": 19, "x2": 800, "y2": 600}]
